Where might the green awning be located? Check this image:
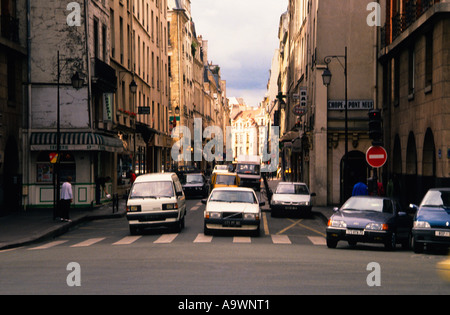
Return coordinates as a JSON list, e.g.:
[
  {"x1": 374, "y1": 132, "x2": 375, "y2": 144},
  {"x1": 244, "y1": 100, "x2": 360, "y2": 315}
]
[{"x1": 30, "y1": 132, "x2": 123, "y2": 153}]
